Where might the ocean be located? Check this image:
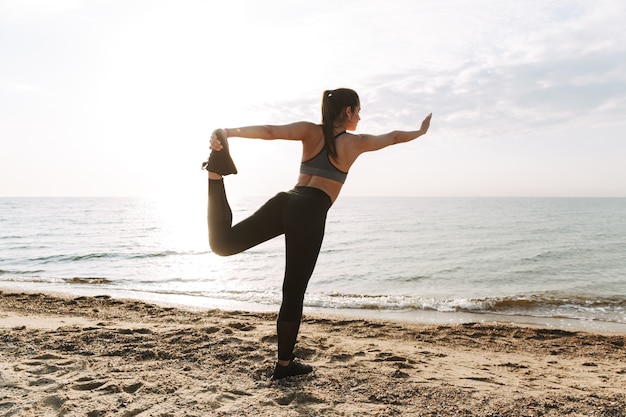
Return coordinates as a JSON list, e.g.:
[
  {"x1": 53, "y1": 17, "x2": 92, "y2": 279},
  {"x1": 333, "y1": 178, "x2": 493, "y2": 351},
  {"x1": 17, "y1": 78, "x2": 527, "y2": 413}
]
[{"x1": 1, "y1": 196, "x2": 625, "y2": 333}]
